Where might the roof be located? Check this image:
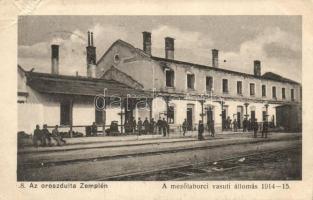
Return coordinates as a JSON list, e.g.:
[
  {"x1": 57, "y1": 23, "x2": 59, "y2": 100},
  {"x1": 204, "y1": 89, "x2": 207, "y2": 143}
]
[
  {"x1": 261, "y1": 72, "x2": 299, "y2": 84},
  {"x1": 151, "y1": 56, "x2": 300, "y2": 85},
  {"x1": 96, "y1": 39, "x2": 300, "y2": 85},
  {"x1": 96, "y1": 39, "x2": 149, "y2": 65},
  {"x1": 25, "y1": 71, "x2": 151, "y2": 97}
]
